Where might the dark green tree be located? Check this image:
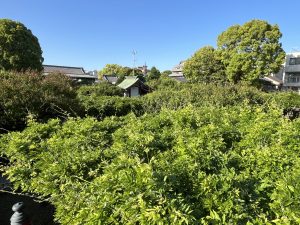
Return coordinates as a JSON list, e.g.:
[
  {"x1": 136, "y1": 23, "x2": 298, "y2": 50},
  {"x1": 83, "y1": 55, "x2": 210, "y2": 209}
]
[
  {"x1": 183, "y1": 46, "x2": 226, "y2": 83},
  {"x1": 0, "y1": 19, "x2": 43, "y2": 71},
  {"x1": 217, "y1": 19, "x2": 285, "y2": 84},
  {"x1": 0, "y1": 71, "x2": 82, "y2": 132},
  {"x1": 146, "y1": 66, "x2": 161, "y2": 81}
]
